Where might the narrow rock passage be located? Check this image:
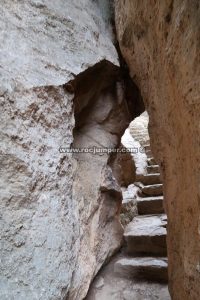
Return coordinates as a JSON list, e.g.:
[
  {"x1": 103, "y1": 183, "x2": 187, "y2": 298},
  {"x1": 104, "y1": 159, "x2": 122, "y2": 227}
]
[
  {"x1": 86, "y1": 116, "x2": 170, "y2": 300},
  {"x1": 115, "y1": 142, "x2": 168, "y2": 281}
]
